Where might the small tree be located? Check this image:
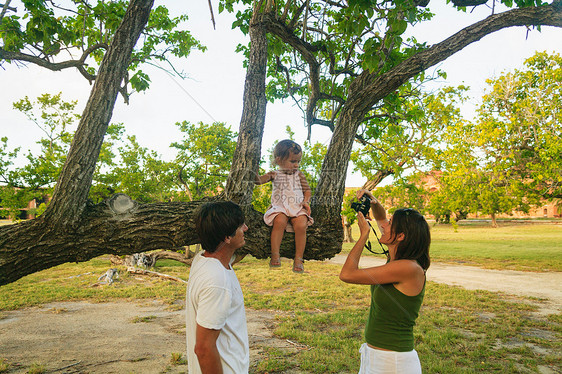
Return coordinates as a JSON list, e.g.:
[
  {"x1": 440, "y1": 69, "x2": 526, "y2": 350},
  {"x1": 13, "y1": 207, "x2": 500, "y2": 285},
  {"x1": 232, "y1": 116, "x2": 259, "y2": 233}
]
[{"x1": 171, "y1": 121, "x2": 237, "y2": 201}]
